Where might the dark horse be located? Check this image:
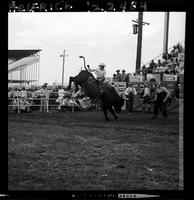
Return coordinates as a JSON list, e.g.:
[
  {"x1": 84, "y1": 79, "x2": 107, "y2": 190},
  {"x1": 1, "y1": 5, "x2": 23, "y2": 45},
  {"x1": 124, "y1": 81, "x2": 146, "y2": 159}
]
[{"x1": 68, "y1": 59, "x2": 124, "y2": 121}]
